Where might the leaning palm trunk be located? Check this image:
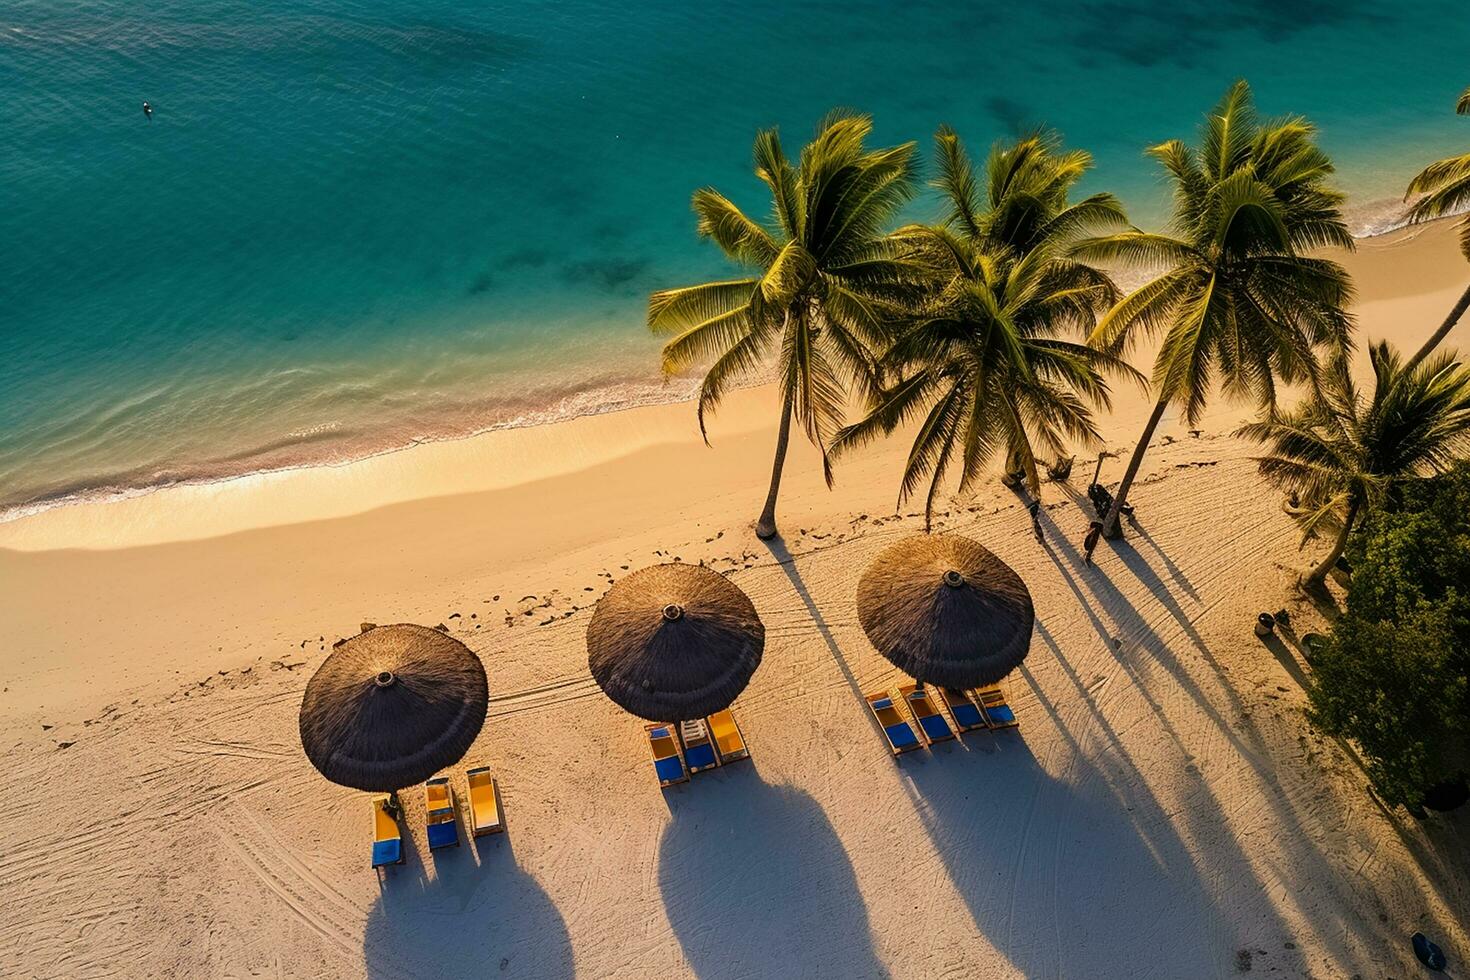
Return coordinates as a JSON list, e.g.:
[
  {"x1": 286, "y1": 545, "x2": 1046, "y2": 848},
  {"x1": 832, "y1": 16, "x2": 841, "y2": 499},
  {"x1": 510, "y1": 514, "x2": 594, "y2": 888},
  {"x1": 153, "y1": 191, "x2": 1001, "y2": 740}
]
[
  {"x1": 756, "y1": 393, "x2": 795, "y2": 540},
  {"x1": 1303, "y1": 497, "x2": 1360, "y2": 589},
  {"x1": 1102, "y1": 399, "x2": 1167, "y2": 538},
  {"x1": 1403, "y1": 283, "x2": 1470, "y2": 376}
]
